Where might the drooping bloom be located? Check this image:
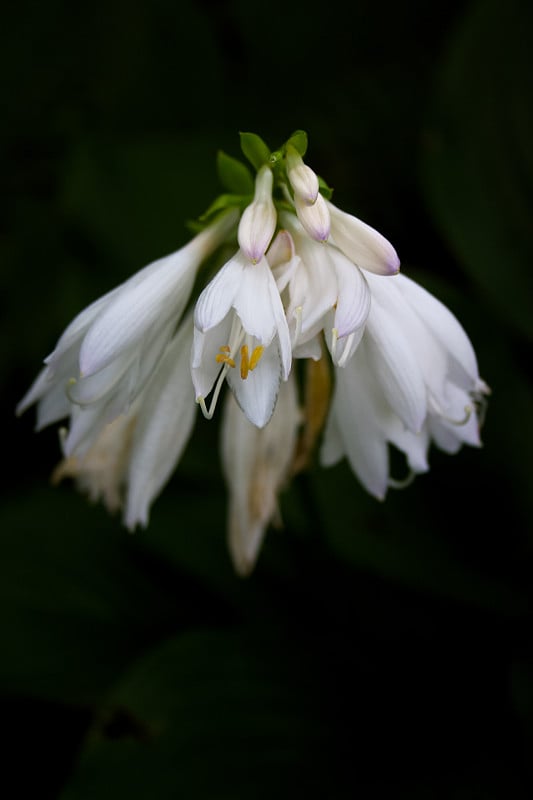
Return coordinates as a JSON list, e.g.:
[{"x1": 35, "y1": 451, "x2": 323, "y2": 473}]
[
  {"x1": 221, "y1": 372, "x2": 300, "y2": 576},
  {"x1": 51, "y1": 316, "x2": 197, "y2": 526},
  {"x1": 18, "y1": 129, "x2": 488, "y2": 575},
  {"x1": 321, "y1": 272, "x2": 489, "y2": 499}
]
